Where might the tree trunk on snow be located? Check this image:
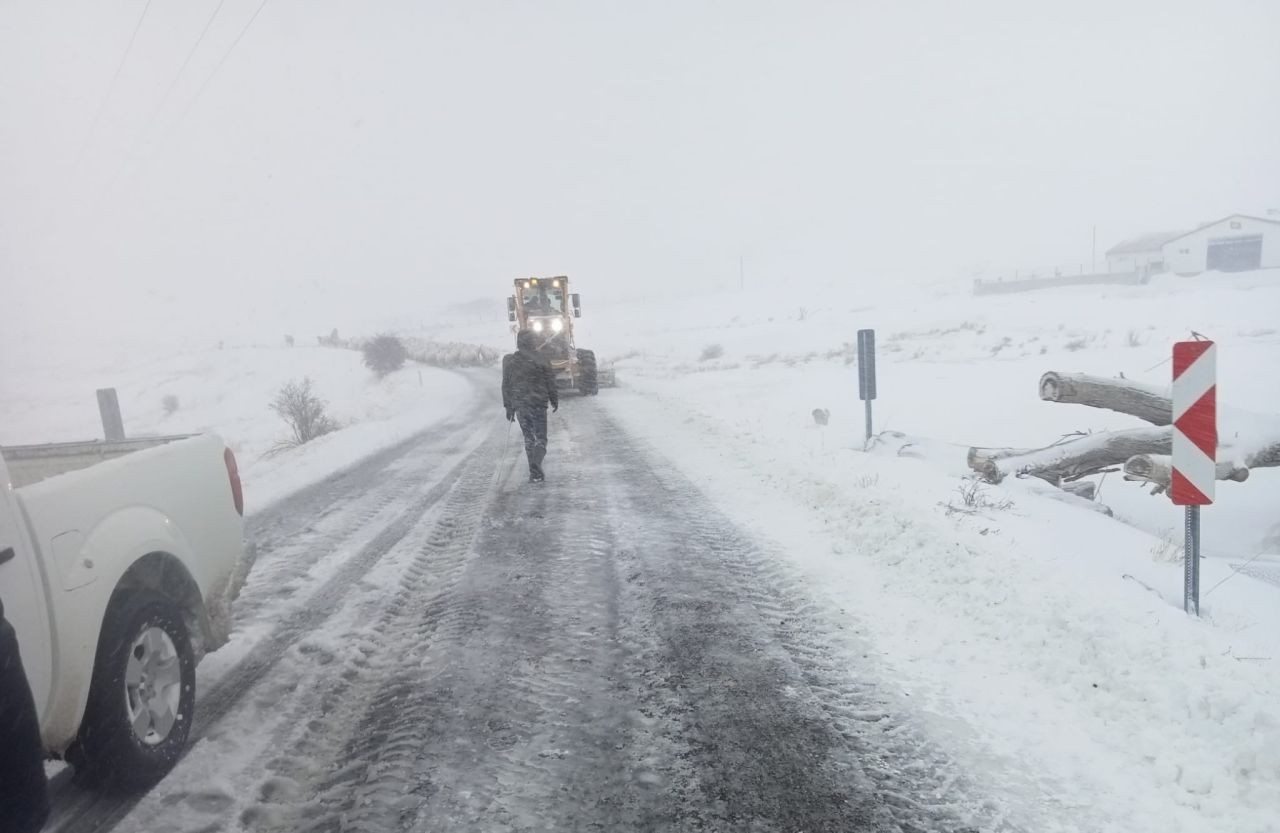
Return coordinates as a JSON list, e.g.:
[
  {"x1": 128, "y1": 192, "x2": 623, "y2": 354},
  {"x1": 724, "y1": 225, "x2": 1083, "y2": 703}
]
[
  {"x1": 969, "y1": 426, "x2": 1171, "y2": 485},
  {"x1": 1245, "y1": 441, "x2": 1280, "y2": 469},
  {"x1": 967, "y1": 445, "x2": 1036, "y2": 465},
  {"x1": 1123, "y1": 454, "x2": 1251, "y2": 492},
  {"x1": 1039, "y1": 372, "x2": 1172, "y2": 426},
  {"x1": 966, "y1": 372, "x2": 1280, "y2": 490}
]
